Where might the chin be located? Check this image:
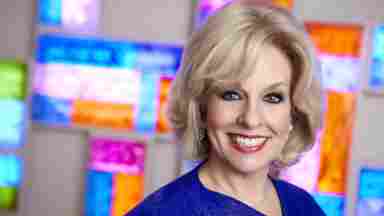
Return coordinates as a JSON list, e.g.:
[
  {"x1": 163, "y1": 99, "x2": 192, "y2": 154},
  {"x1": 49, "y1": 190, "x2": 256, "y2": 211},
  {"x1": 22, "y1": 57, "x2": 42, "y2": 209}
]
[{"x1": 223, "y1": 156, "x2": 272, "y2": 176}]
